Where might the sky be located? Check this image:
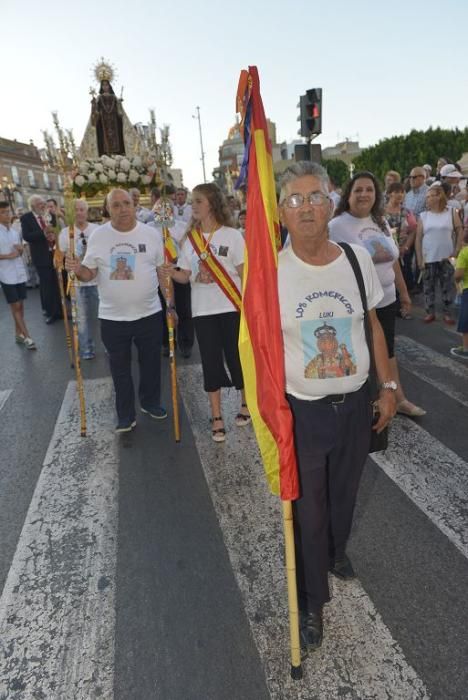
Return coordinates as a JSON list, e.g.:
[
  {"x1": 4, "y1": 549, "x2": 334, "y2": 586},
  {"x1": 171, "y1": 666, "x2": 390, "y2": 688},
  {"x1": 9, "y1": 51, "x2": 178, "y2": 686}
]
[{"x1": 3, "y1": 0, "x2": 468, "y2": 189}]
